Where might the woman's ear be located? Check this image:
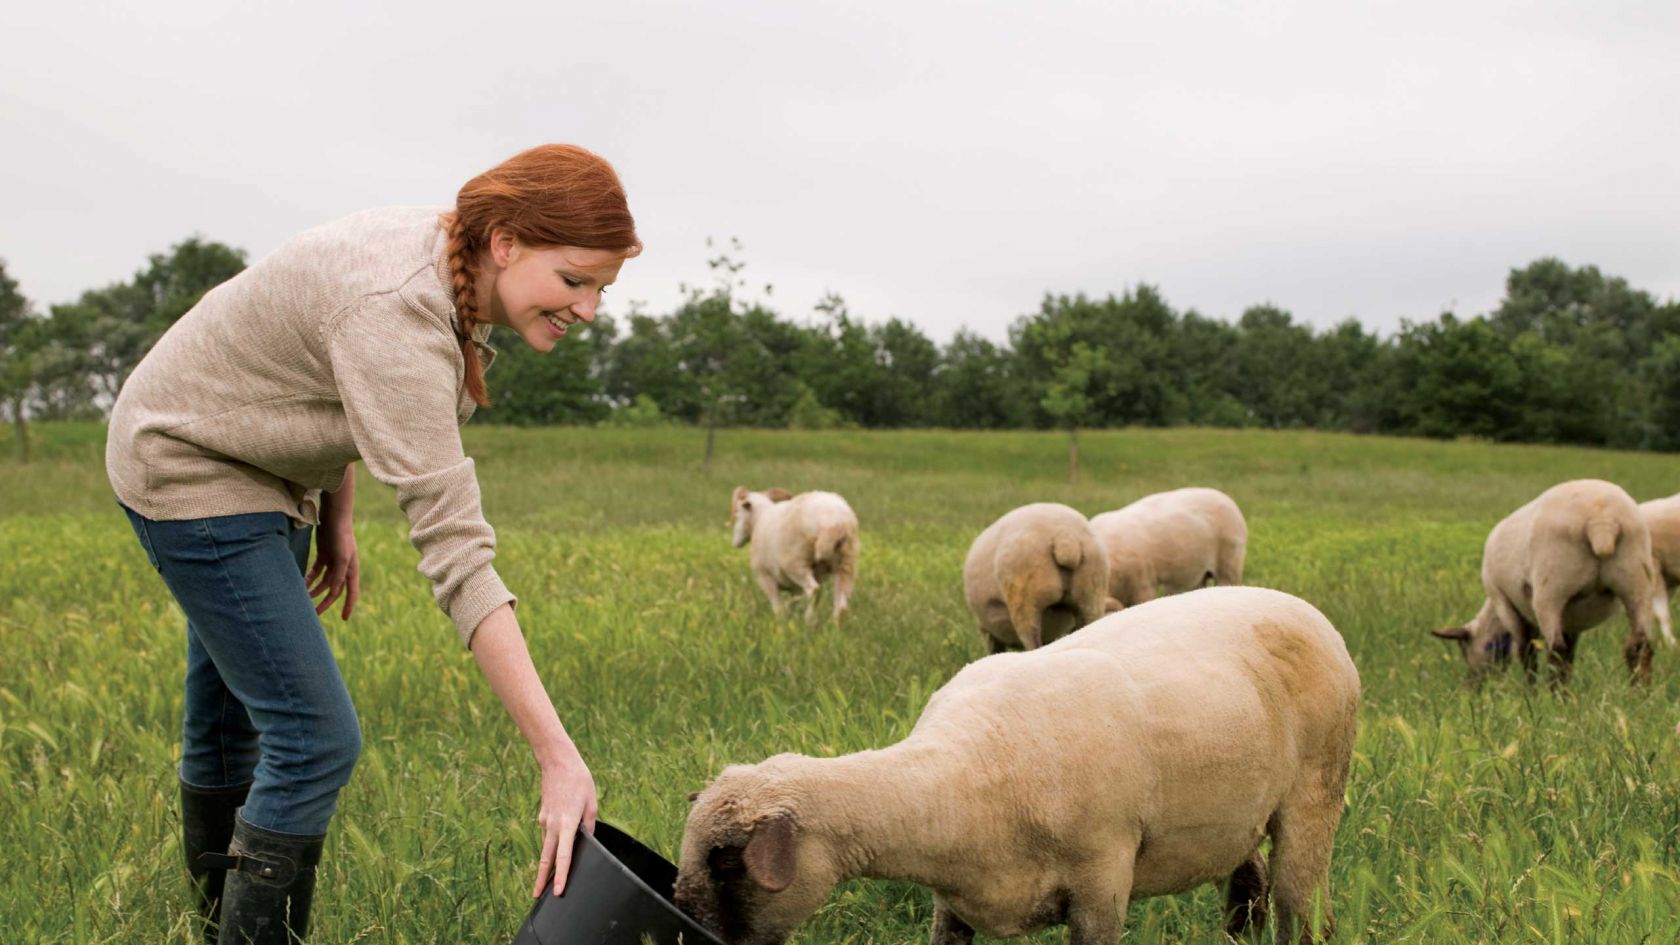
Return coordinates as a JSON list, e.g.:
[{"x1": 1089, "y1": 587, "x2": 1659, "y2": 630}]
[{"x1": 488, "y1": 227, "x2": 517, "y2": 269}]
